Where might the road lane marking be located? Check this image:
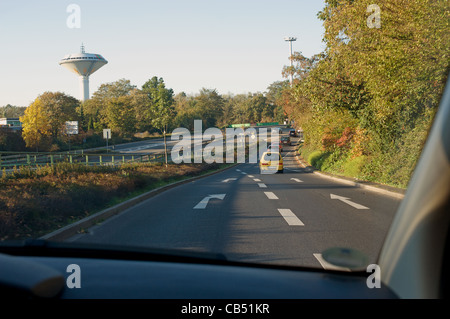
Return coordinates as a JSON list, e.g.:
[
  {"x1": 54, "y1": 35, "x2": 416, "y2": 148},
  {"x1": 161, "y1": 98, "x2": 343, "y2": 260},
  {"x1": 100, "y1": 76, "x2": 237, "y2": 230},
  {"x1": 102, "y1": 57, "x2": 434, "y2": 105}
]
[
  {"x1": 330, "y1": 194, "x2": 369, "y2": 210},
  {"x1": 264, "y1": 192, "x2": 278, "y2": 200},
  {"x1": 222, "y1": 178, "x2": 237, "y2": 183},
  {"x1": 277, "y1": 209, "x2": 304, "y2": 226},
  {"x1": 258, "y1": 183, "x2": 267, "y2": 188},
  {"x1": 247, "y1": 175, "x2": 254, "y2": 178},
  {"x1": 236, "y1": 169, "x2": 241, "y2": 172},
  {"x1": 194, "y1": 194, "x2": 226, "y2": 209},
  {"x1": 290, "y1": 178, "x2": 303, "y2": 183},
  {"x1": 313, "y1": 253, "x2": 351, "y2": 271},
  {"x1": 253, "y1": 178, "x2": 261, "y2": 182},
  {"x1": 241, "y1": 172, "x2": 247, "y2": 175}
]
